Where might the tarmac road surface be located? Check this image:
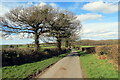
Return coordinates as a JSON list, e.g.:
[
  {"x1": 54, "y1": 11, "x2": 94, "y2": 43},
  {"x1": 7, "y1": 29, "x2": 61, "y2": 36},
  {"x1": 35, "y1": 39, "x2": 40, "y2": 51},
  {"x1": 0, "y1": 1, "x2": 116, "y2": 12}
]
[{"x1": 35, "y1": 52, "x2": 83, "y2": 79}]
